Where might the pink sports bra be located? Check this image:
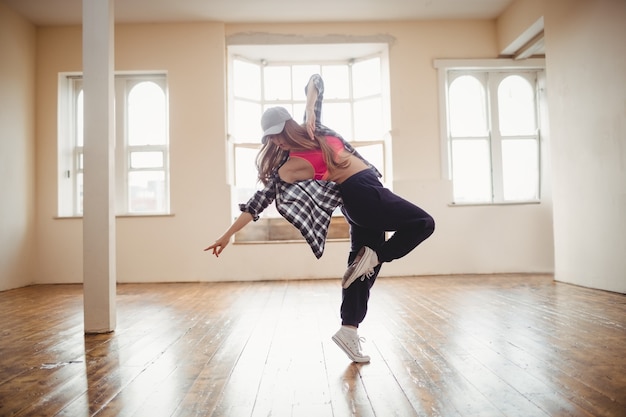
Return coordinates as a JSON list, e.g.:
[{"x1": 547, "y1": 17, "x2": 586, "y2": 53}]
[{"x1": 289, "y1": 136, "x2": 344, "y2": 180}]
